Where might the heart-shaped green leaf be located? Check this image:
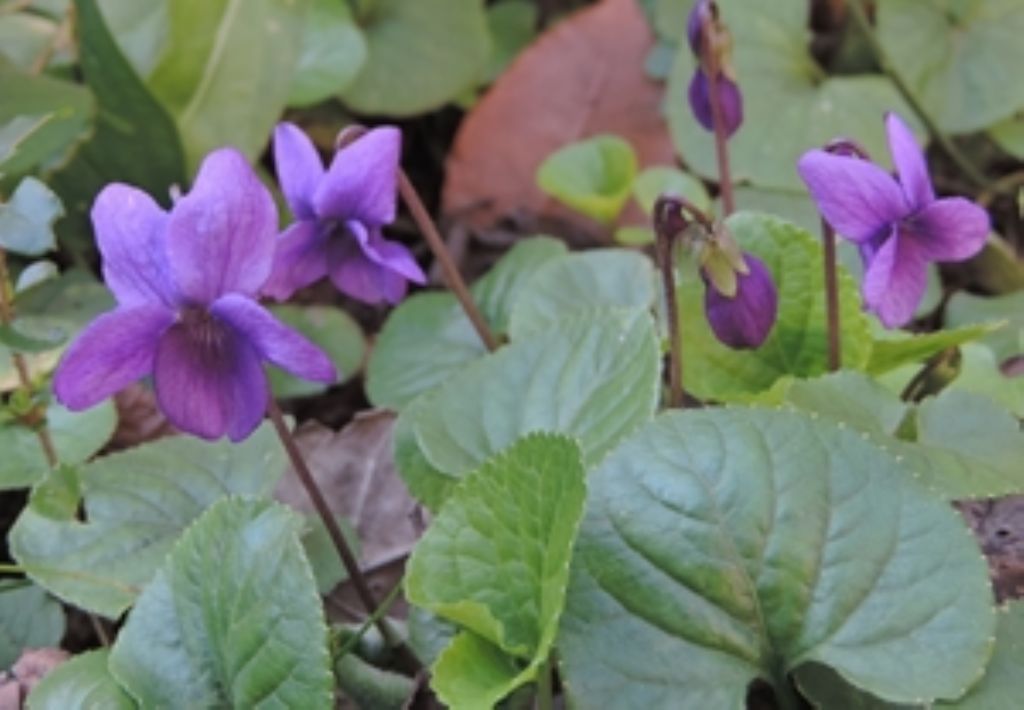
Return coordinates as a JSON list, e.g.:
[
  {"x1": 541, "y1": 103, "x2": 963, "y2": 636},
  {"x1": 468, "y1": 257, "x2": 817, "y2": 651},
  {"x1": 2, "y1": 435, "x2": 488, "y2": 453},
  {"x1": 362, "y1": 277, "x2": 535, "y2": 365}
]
[
  {"x1": 10, "y1": 423, "x2": 284, "y2": 618},
  {"x1": 407, "y1": 433, "x2": 586, "y2": 708},
  {"x1": 413, "y1": 312, "x2": 660, "y2": 478},
  {"x1": 108, "y1": 498, "x2": 332, "y2": 708},
  {"x1": 559, "y1": 408, "x2": 995, "y2": 707},
  {"x1": 0, "y1": 177, "x2": 62, "y2": 256},
  {"x1": 288, "y1": 0, "x2": 366, "y2": 106},
  {"x1": 536, "y1": 135, "x2": 638, "y2": 224}
]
